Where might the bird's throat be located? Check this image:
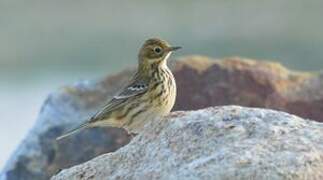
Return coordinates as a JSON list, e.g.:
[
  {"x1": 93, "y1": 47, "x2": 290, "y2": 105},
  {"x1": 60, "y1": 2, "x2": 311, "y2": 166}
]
[{"x1": 138, "y1": 58, "x2": 169, "y2": 77}]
